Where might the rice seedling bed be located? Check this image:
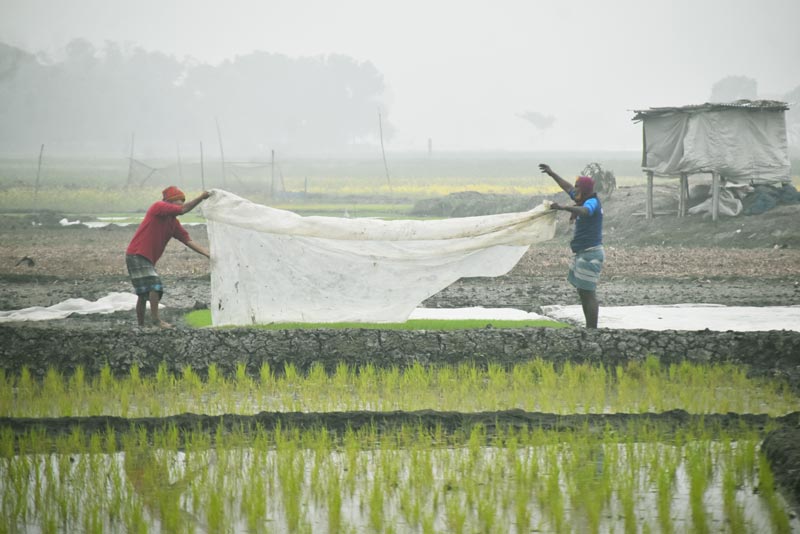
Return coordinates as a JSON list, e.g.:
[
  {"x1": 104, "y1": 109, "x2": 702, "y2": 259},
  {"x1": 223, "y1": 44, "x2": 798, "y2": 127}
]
[
  {"x1": 184, "y1": 309, "x2": 567, "y2": 330},
  {"x1": 1, "y1": 422, "x2": 797, "y2": 533},
  {"x1": 2, "y1": 357, "x2": 796, "y2": 418},
  {"x1": 1, "y1": 357, "x2": 799, "y2": 532}
]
